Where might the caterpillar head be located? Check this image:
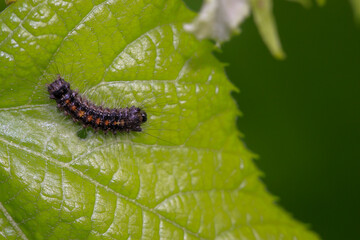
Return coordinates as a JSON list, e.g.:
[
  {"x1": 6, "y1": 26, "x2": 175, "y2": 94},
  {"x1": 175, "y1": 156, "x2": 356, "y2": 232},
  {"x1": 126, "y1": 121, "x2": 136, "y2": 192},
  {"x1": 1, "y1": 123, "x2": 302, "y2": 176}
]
[{"x1": 48, "y1": 76, "x2": 71, "y2": 100}]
